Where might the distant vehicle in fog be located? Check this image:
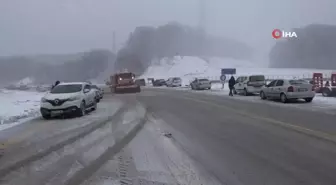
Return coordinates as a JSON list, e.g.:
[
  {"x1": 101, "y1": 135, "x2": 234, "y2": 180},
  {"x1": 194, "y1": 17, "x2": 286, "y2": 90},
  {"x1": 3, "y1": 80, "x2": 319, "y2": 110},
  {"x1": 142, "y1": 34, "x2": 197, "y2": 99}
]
[
  {"x1": 91, "y1": 84, "x2": 104, "y2": 102},
  {"x1": 190, "y1": 78, "x2": 211, "y2": 90},
  {"x1": 153, "y1": 79, "x2": 166, "y2": 86},
  {"x1": 135, "y1": 79, "x2": 146, "y2": 86},
  {"x1": 36, "y1": 85, "x2": 52, "y2": 92},
  {"x1": 166, "y1": 77, "x2": 182, "y2": 87}
]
